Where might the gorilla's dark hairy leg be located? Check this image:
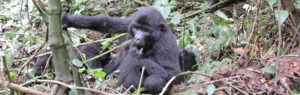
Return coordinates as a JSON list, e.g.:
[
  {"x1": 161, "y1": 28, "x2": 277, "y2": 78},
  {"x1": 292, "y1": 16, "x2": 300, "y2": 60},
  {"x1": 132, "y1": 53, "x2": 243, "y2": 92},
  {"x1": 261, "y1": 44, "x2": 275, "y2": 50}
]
[{"x1": 33, "y1": 43, "x2": 110, "y2": 76}]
